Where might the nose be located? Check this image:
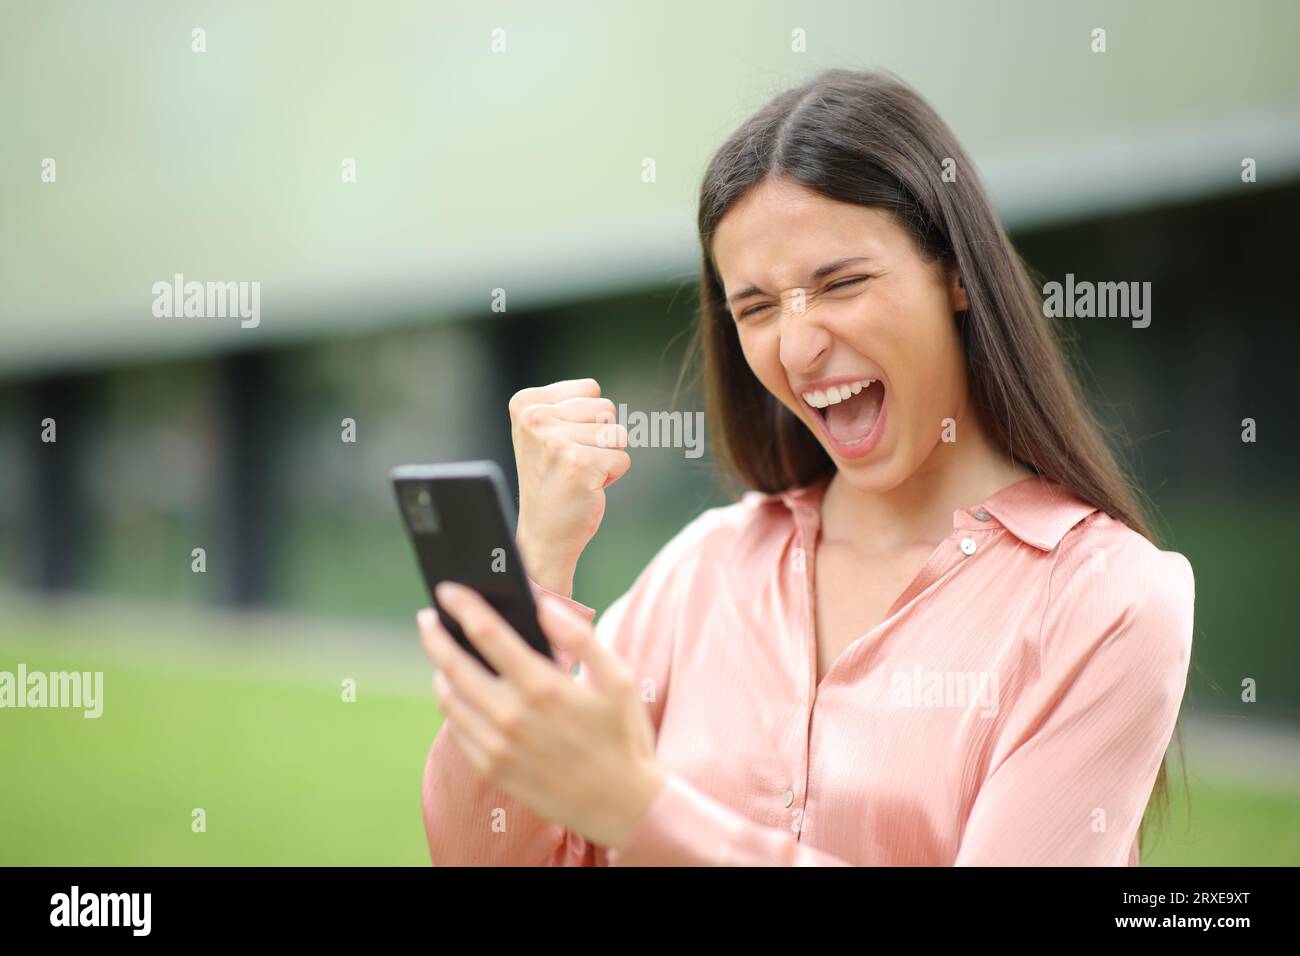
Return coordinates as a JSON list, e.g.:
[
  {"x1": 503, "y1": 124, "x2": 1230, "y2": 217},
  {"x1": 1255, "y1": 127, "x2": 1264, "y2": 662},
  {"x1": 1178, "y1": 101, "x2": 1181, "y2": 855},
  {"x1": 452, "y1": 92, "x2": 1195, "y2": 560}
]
[{"x1": 778, "y1": 295, "x2": 832, "y2": 375}]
